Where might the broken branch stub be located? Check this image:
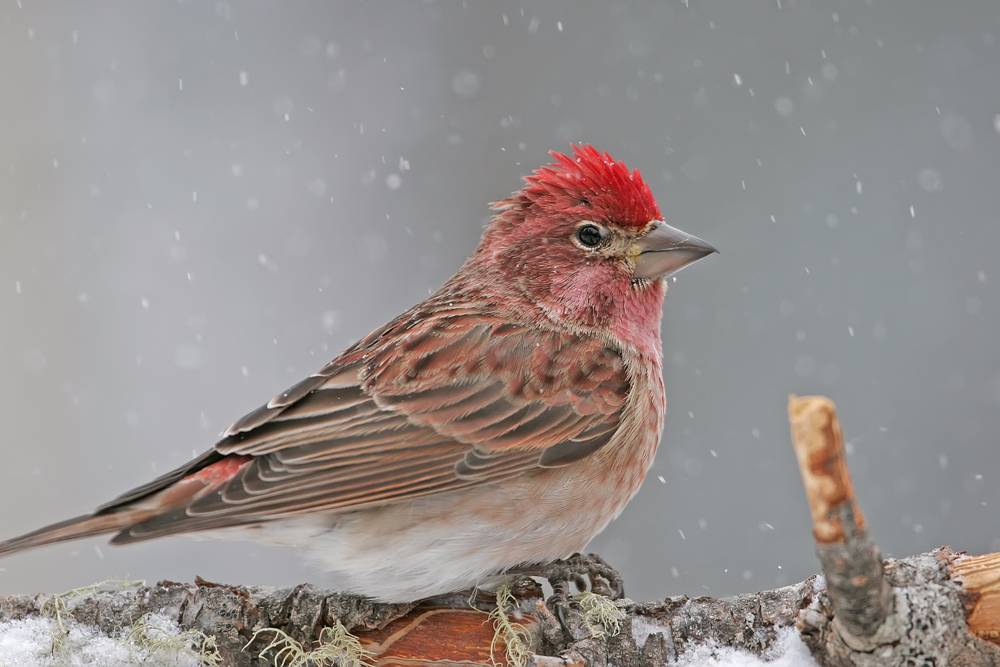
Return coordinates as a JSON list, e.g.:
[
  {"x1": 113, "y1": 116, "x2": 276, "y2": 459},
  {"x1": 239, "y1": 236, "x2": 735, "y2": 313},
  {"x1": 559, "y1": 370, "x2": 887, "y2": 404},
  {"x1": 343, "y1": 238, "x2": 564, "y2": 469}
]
[{"x1": 788, "y1": 395, "x2": 893, "y2": 640}]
